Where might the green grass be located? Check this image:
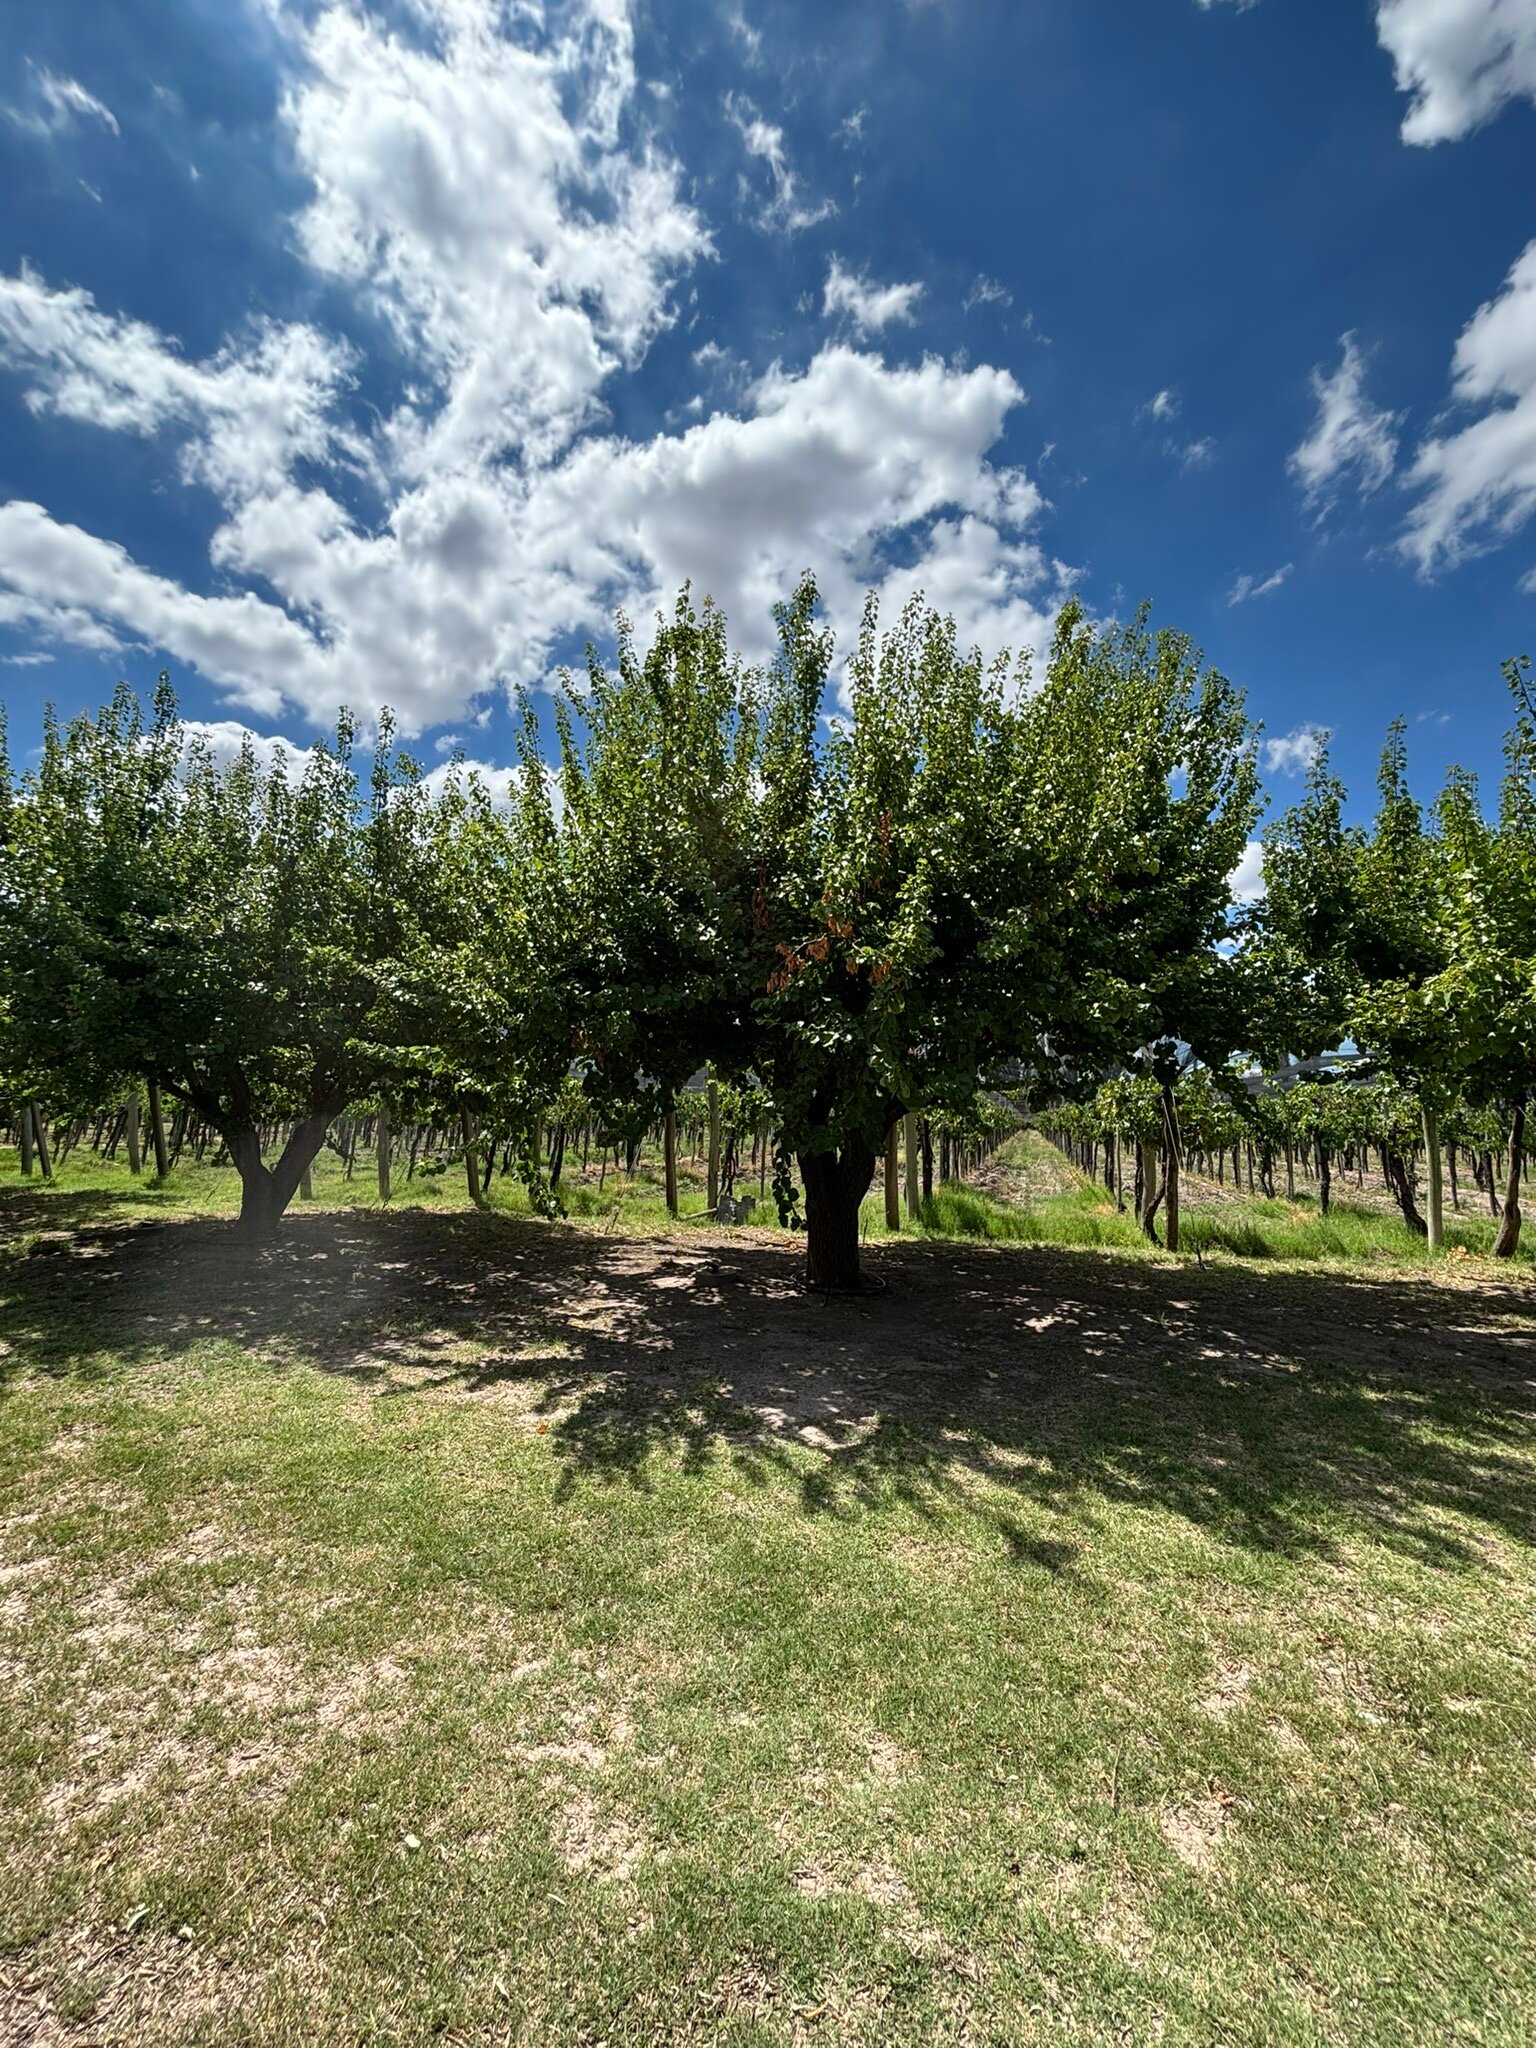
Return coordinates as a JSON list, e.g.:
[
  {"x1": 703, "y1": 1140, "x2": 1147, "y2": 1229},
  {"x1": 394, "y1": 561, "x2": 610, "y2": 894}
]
[{"x1": 1, "y1": 1143, "x2": 1534, "y2": 2044}]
